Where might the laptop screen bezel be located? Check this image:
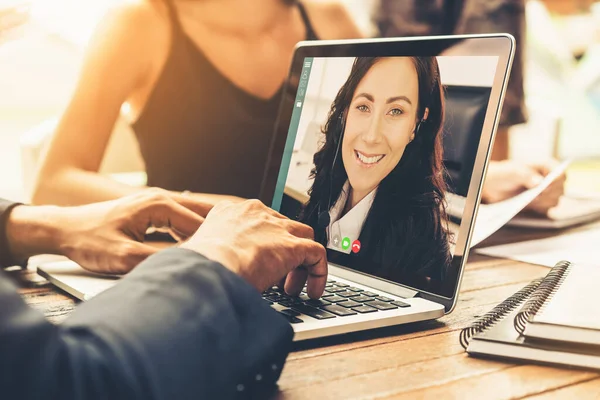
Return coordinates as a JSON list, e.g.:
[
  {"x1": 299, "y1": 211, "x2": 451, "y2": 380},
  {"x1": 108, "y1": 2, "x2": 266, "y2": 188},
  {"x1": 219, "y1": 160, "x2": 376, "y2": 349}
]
[{"x1": 259, "y1": 34, "x2": 515, "y2": 313}]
